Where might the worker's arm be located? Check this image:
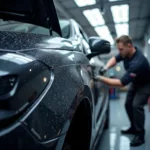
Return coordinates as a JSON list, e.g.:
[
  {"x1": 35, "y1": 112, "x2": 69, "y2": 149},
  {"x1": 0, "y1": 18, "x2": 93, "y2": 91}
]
[
  {"x1": 105, "y1": 57, "x2": 117, "y2": 69},
  {"x1": 96, "y1": 63, "x2": 140, "y2": 87},
  {"x1": 96, "y1": 76, "x2": 124, "y2": 87},
  {"x1": 100, "y1": 57, "x2": 117, "y2": 74}
]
